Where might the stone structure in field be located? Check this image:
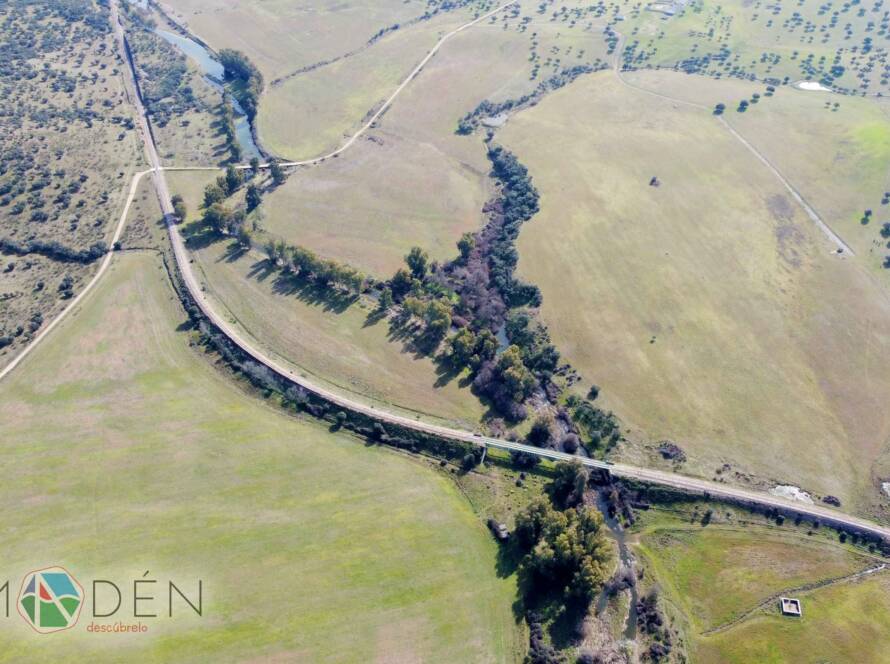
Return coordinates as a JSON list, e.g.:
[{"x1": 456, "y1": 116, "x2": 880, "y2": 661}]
[{"x1": 780, "y1": 597, "x2": 802, "y2": 617}]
